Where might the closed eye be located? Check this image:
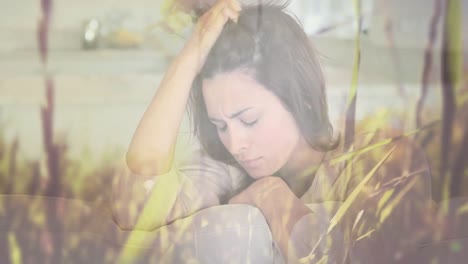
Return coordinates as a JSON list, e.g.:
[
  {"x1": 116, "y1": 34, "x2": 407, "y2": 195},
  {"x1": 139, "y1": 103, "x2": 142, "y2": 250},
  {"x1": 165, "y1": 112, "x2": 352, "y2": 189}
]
[
  {"x1": 214, "y1": 119, "x2": 258, "y2": 133},
  {"x1": 242, "y1": 119, "x2": 258, "y2": 127}
]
